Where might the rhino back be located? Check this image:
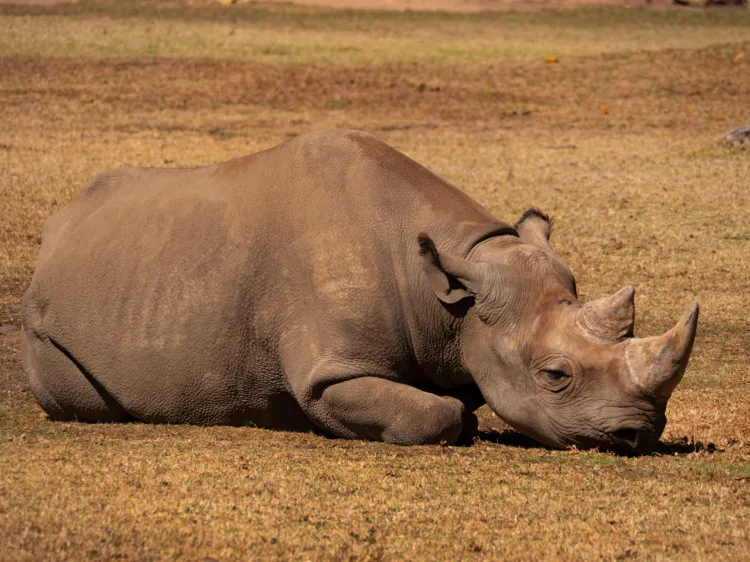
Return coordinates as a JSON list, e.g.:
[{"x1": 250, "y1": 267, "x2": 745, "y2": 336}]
[{"x1": 22, "y1": 130, "x2": 502, "y2": 426}]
